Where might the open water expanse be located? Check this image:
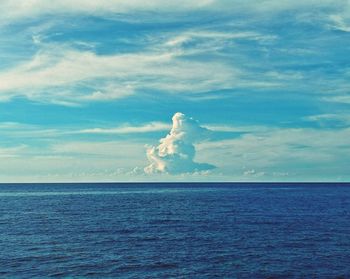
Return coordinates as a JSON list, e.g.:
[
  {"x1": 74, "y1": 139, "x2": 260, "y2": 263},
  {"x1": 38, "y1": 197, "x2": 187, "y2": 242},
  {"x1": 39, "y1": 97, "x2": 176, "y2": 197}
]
[{"x1": 0, "y1": 183, "x2": 349, "y2": 278}]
